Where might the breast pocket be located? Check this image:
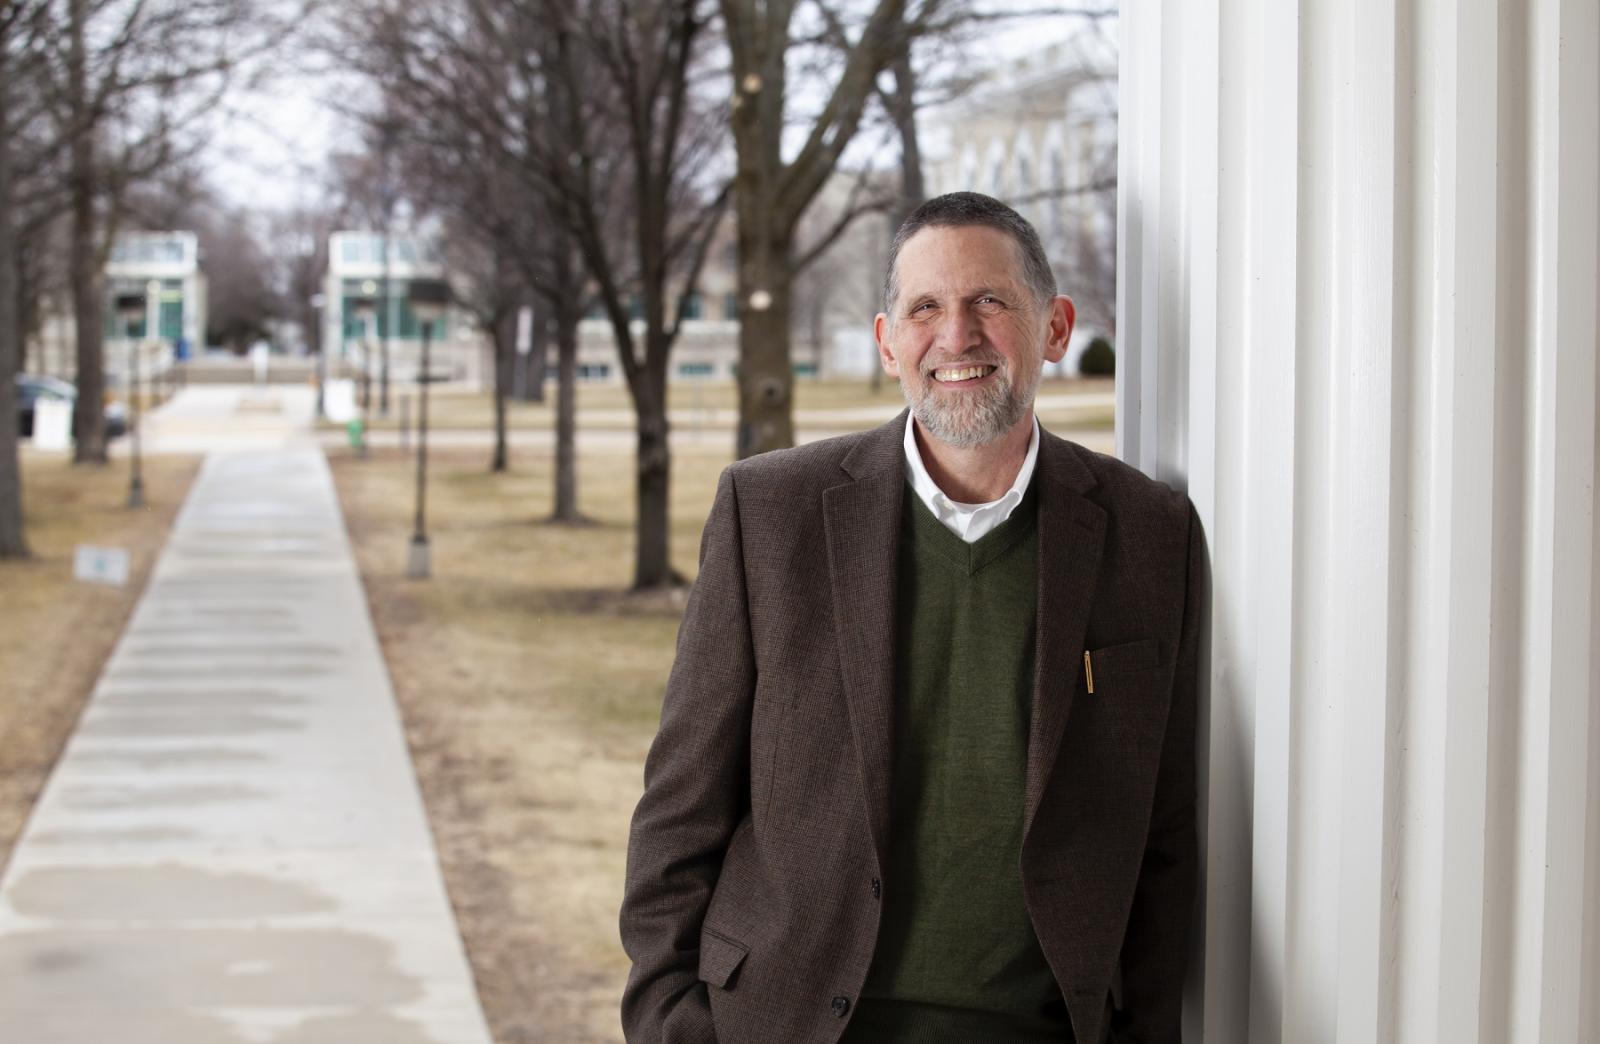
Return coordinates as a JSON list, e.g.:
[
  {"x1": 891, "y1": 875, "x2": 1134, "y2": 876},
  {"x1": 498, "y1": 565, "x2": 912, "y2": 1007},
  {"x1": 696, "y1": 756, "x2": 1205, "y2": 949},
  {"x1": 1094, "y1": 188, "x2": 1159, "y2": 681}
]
[
  {"x1": 1078, "y1": 637, "x2": 1169, "y2": 765},
  {"x1": 1085, "y1": 637, "x2": 1163, "y2": 685}
]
